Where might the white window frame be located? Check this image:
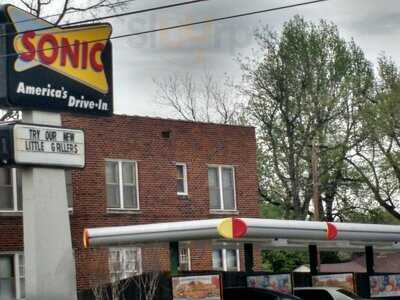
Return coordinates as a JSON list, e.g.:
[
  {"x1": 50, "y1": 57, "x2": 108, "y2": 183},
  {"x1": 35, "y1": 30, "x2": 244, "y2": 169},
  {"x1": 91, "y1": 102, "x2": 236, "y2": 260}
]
[
  {"x1": 108, "y1": 247, "x2": 142, "y2": 282},
  {"x1": 176, "y1": 163, "x2": 188, "y2": 196},
  {"x1": 15, "y1": 253, "x2": 24, "y2": 300},
  {"x1": 0, "y1": 169, "x2": 72, "y2": 213},
  {"x1": 212, "y1": 248, "x2": 240, "y2": 272},
  {"x1": 0, "y1": 252, "x2": 25, "y2": 299},
  {"x1": 178, "y1": 247, "x2": 191, "y2": 271},
  {"x1": 65, "y1": 170, "x2": 73, "y2": 212},
  {"x1": 106, "y1": 159, "x2": 140, "y2": 211},
  {"x1": 0, "y1": 168, "x2": 20, "y2": 213},
  {"x1": 208, "y1": 165, "x2": 237, "y2": 211}
]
